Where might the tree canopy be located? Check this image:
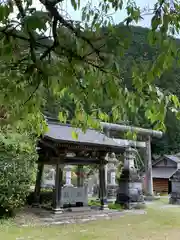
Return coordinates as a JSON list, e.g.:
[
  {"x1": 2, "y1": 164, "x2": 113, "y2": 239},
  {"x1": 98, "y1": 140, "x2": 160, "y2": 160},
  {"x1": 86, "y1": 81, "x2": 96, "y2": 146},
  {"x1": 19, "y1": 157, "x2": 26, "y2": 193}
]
[
  {"x1": 116, "y1": 25, "x2": 180, "y2": 154},
  {"x1": 44, "y1": 24, "x2": 180, "y2": 154},
  {"x1": 0, "y1": 0, "x2": 180, "y2": 134}
]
